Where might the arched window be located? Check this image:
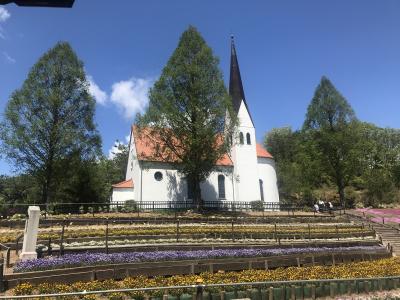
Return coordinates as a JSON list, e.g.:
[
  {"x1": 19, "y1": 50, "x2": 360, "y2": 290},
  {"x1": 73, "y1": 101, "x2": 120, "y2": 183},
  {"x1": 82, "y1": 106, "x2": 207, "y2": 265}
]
[
  {"x1": 239, "y1": 132, "x2": 244, "y2": 145},
  {"x1": 218, "y1": 175, "x2": 225, "y2": 199},
  {"x1": 259, "y1": 179, "x2": 264, "y2": 201},
  {"x1": 246, "y1": 133, "x2": 251, "y2": 145}
]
